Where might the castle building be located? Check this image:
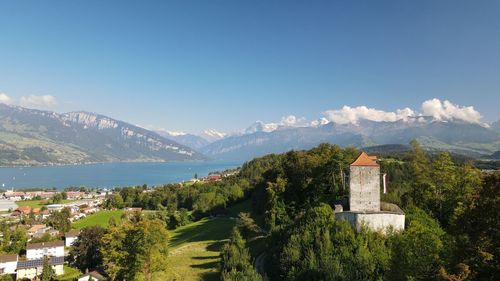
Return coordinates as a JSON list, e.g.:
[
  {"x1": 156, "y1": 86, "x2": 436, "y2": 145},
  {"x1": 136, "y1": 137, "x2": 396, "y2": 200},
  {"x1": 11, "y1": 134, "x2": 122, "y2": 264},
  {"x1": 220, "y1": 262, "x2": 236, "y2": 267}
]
[{"x1": 335, "y1": 152, "x2": 405, "y2": 233}]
